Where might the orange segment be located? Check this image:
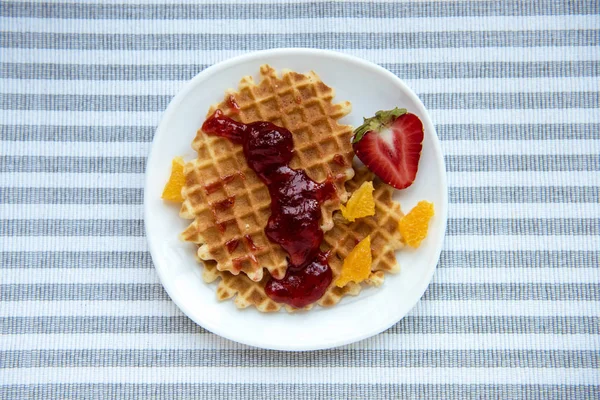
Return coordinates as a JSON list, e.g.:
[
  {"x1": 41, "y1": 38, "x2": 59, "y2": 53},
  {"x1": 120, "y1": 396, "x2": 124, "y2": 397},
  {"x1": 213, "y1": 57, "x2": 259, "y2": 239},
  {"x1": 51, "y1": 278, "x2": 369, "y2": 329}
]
[
  {"x1": 335, "y1": 235, "x2": 372, "y2": 287},
  {"x1": 161, "y1": 157, "x2": 185, "y2": 202},
  {"x1": 340, "y1": 181, "x2": 375, "y2": 222},
  {"x1": 398, "y1": 201, "x2": 434, "y2": 248}
]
